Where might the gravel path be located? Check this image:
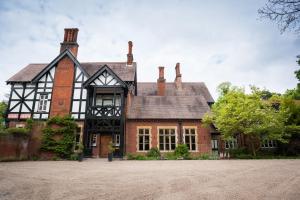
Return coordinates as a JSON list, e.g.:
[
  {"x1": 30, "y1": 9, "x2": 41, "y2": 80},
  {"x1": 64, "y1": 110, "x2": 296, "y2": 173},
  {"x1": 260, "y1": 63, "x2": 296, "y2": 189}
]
[{"x1": 0, "y1": 159, "x2": 299, "y2": 200}]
